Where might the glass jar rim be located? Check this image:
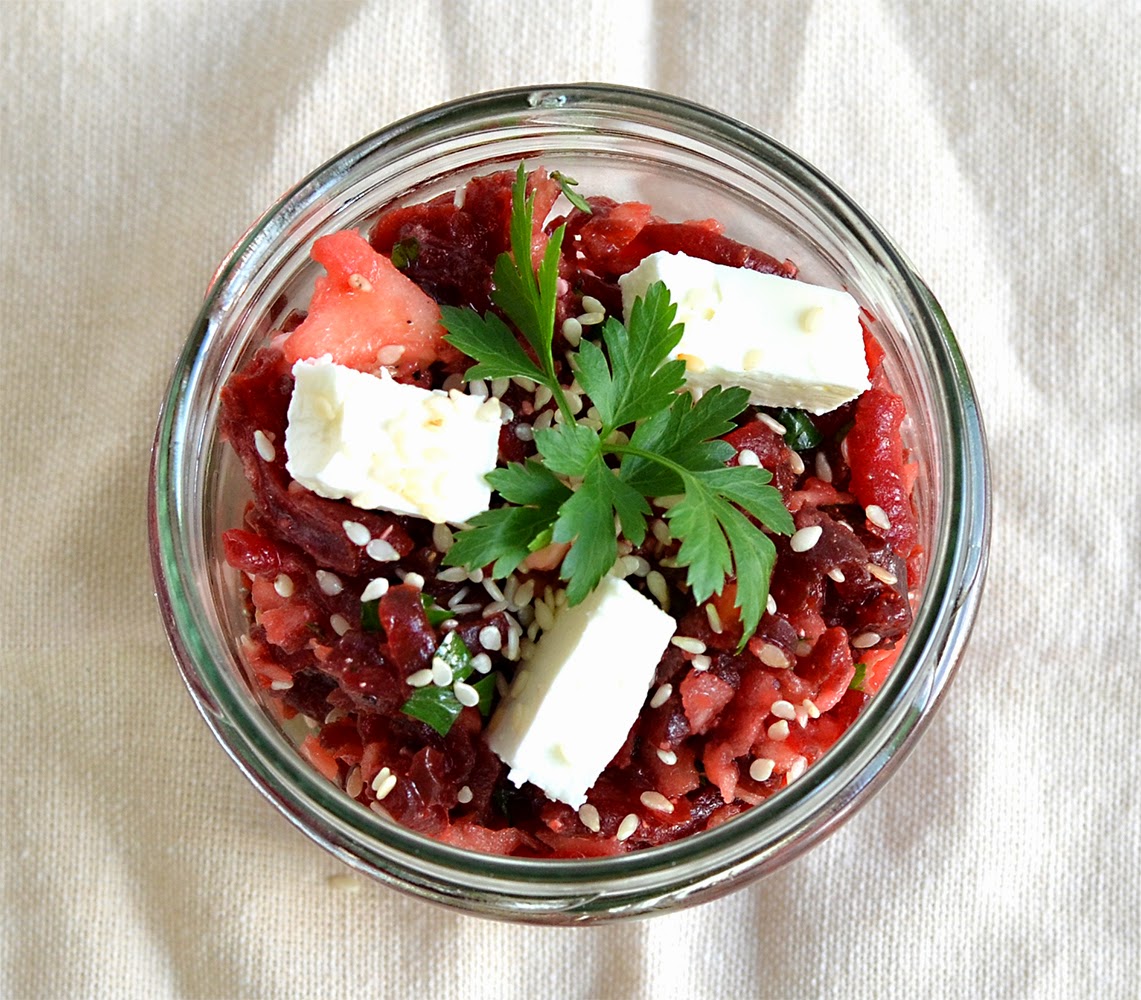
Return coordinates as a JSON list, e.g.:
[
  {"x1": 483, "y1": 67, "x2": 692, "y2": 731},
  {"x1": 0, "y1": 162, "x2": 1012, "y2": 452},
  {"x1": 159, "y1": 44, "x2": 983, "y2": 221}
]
[{"x1": 150, "y1": 83, "x2": 989, "y2": 917}]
